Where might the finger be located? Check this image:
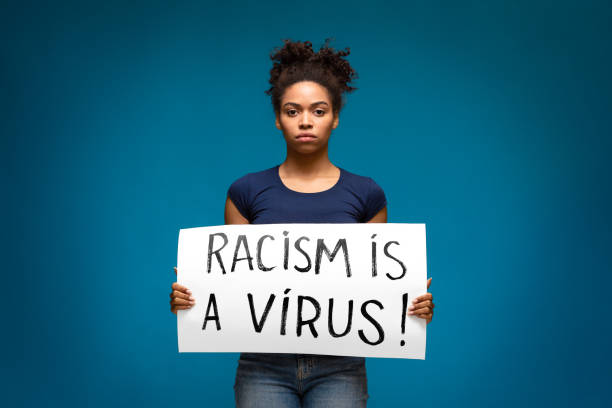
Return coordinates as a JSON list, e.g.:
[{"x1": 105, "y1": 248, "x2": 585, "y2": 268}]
[
  {"x1": 427, "y1": 277, "x2": 432, "y2": 289},
  {"x1": 170, "y1": 290, "x2": 193, "y2": 301},
  {"x1": 174, "y1": 266, "x2": 177, "y2": 275},
  {"x1": 412, "y1": 293, "x2": 432, "y2": 304},
  {"x1": 171, "y1": 297, "x2": 194, "y2": 306},
  {"x1": 171, "y1": 297, "x2": 195, "y2": 306},
  {"x1": 170, "y1": 290, "x2": 190, "y2": 299},
  {"x1": 171, "y1": 282, "x2": 192, "y2": 294},
  {"x1": 171, "y1": 305, "x2": 193, "y2": 315},
  {"x1": 172, "y1": 305, "x2": 193, "y2": 311},
  {"x1": 409, "y1": 306, "x2": 433, "y2": 316},
  {"x1": 415, "y1": 312, "x2": 432, "y2": 320},
  {"x1": 409, "y1": 300, "x2": 433, "y2": 311},
  {"x1": 170, "y1": 290, "x2": 192, "y2": 300}
]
